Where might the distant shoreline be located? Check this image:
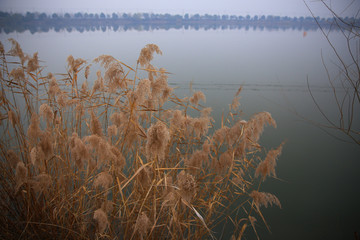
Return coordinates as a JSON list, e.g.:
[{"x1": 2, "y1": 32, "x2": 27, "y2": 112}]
[{"x1": 1, "y1": 11, "x2": 358, "y2": 34}]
